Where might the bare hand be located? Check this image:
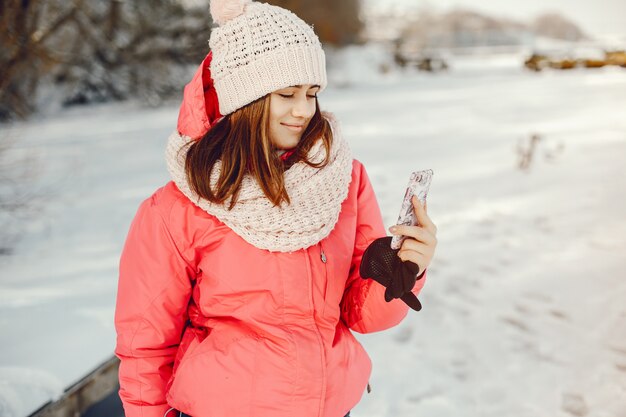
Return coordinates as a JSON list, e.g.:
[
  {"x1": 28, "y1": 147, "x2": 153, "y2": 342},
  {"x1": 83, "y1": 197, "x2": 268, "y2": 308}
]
[{"x1": 389, "y1": 195, "x2": 438, "y2": 274}]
